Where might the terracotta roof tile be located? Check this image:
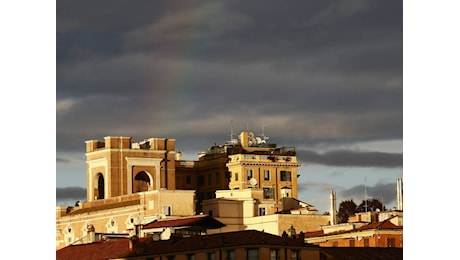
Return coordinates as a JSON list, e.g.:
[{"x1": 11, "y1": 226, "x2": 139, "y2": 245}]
[{"x1": 320, "y1": 247, "x2": 403, "y2": 260}]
